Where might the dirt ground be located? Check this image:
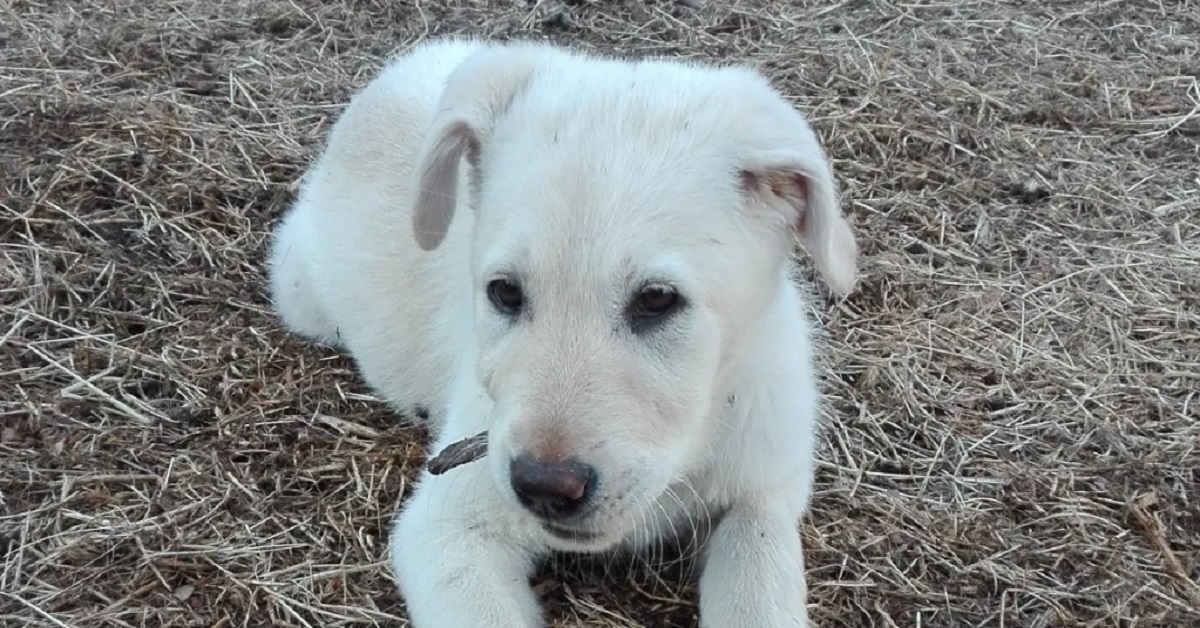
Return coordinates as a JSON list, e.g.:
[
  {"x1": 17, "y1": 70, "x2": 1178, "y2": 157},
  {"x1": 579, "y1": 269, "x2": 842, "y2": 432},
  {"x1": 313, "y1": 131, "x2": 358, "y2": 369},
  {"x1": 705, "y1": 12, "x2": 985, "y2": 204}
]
[{"x1": 2, "y1": 0, "x2": 1198, "y2": 626}]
